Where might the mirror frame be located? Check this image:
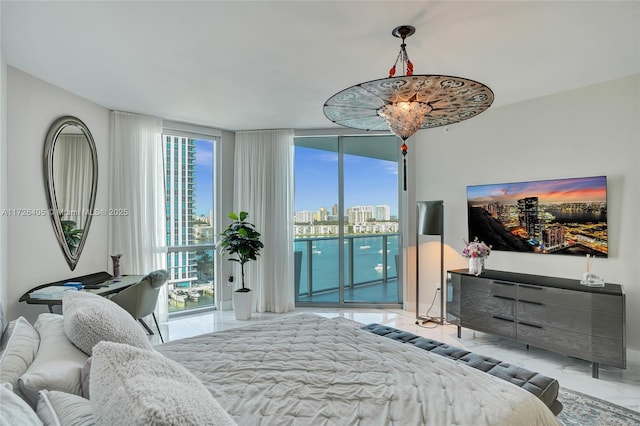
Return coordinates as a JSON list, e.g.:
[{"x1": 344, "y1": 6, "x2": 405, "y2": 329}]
[{"x1": 43, "y1": 116, "x2": 98, "y2": 271}]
